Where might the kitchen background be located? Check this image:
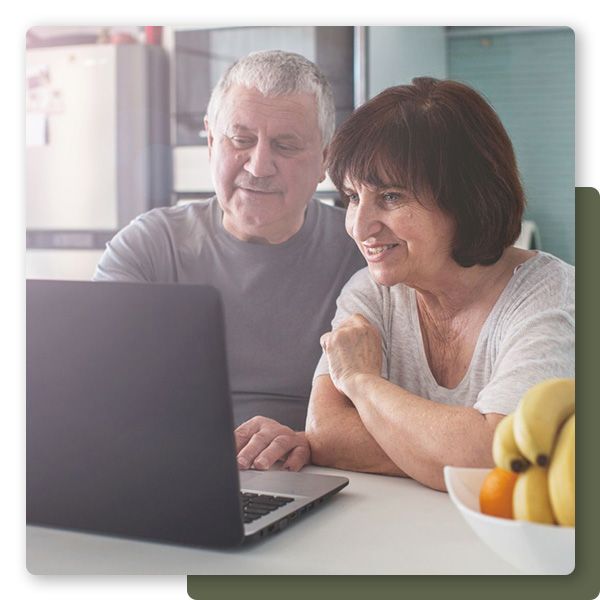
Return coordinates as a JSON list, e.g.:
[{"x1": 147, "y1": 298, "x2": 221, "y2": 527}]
[{"x1": 25, "y1": 26, "x2": 574, "y2": 280}]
